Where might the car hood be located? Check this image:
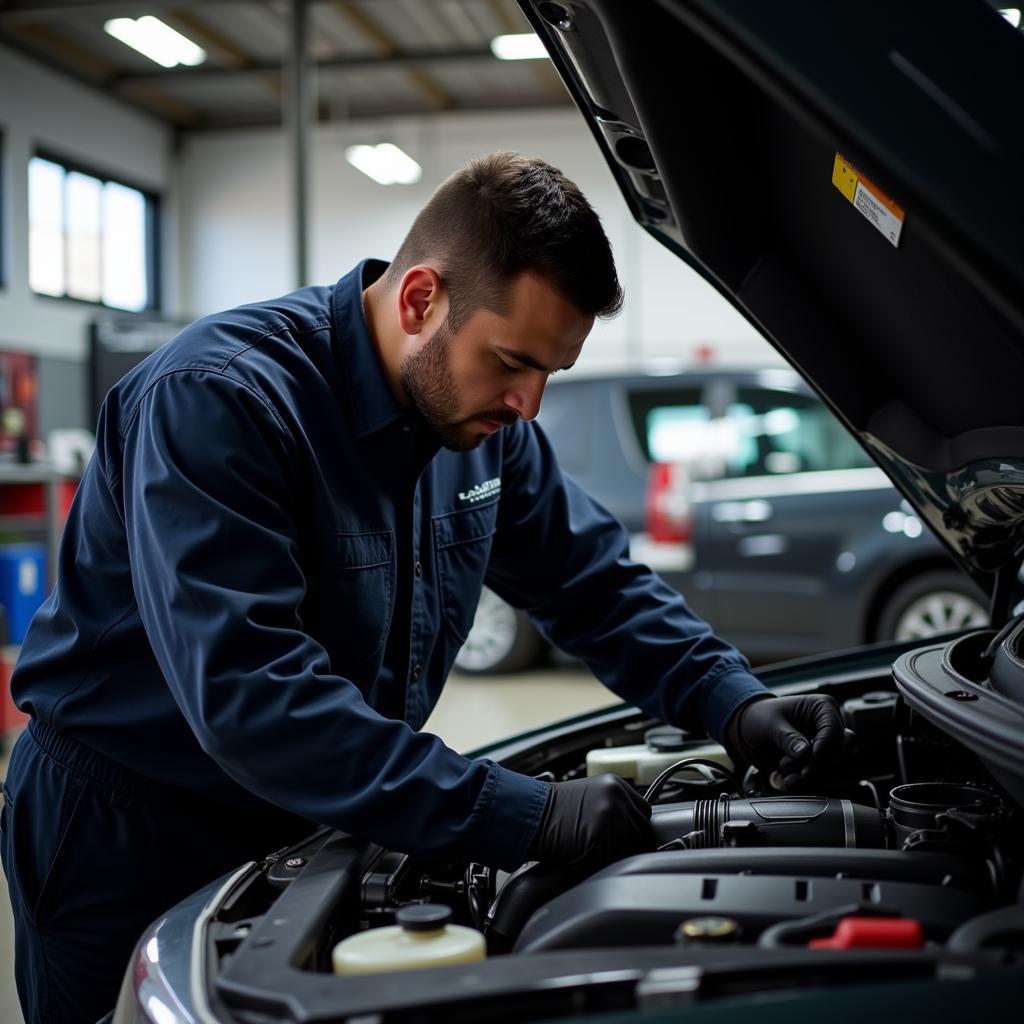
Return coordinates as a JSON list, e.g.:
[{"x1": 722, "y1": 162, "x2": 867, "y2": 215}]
[{"x1": 519, "y1": 0, "x2": 1024, "y2": 604}]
